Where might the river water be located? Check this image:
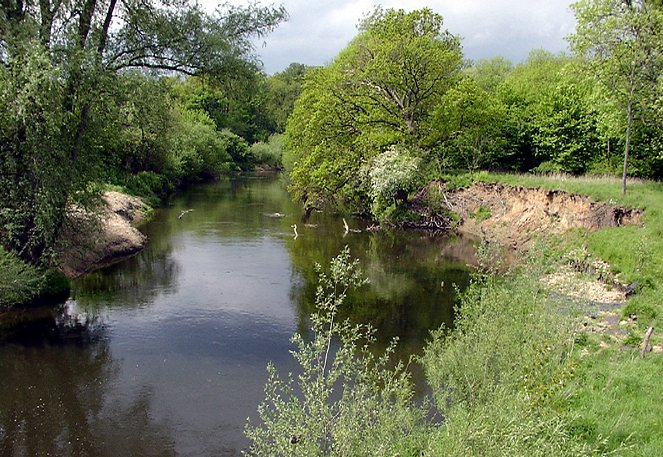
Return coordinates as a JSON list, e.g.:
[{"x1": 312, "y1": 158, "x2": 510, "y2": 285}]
[{"x1": 0, "y1": 175, "x2": 475, "y2": 456}]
